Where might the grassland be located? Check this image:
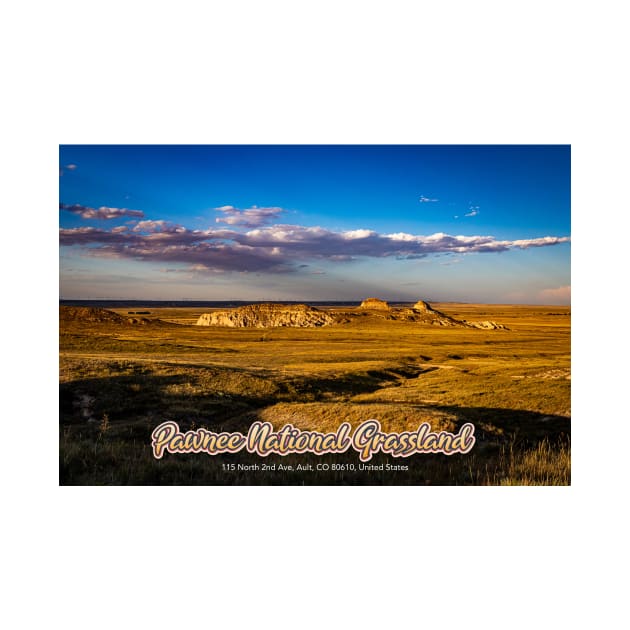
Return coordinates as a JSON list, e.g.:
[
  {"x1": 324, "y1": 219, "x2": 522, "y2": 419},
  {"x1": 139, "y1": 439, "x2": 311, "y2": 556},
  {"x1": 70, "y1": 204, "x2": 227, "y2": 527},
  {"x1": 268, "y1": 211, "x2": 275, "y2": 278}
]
[{"x1": 59, "y1": 303, "x2": 570, "y2": 485}]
